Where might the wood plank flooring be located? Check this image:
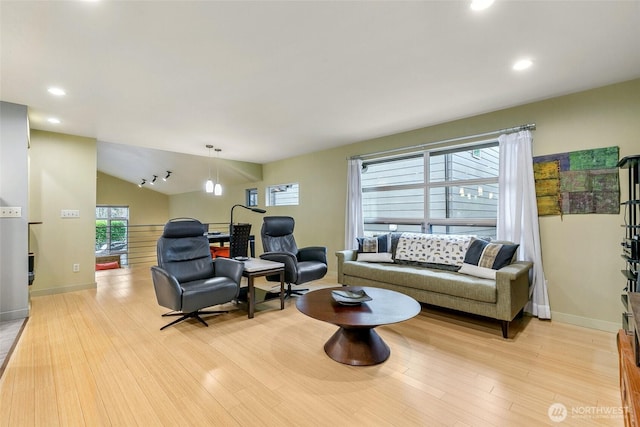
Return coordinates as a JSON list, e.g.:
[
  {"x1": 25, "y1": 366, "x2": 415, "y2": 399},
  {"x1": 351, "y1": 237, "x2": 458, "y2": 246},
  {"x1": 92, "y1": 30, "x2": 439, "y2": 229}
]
[{"x1": 0, "y1": 264, "x2": 623, "y2": 426}]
